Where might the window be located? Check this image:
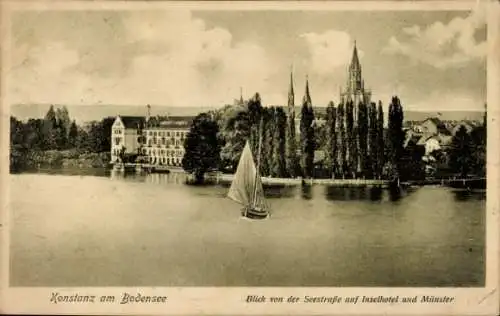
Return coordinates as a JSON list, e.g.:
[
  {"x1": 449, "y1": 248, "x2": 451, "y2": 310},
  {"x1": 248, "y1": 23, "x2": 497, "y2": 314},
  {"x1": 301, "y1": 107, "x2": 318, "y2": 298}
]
[
  {"x1": 167, "y1": 131, "x2": 171, "y2": 137},
  {"x1": 114, "y1": 137, "x2": 121, "y2": 145},
  {"x1": 161, "y1": 137, "x2": 166, "y2": 145},
  {"x1": 148, "y1": 131, "x2": 152, "y2": 136},
  {"x1": 176, "y1": 132, "x2": 180, "y2": 137}
]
